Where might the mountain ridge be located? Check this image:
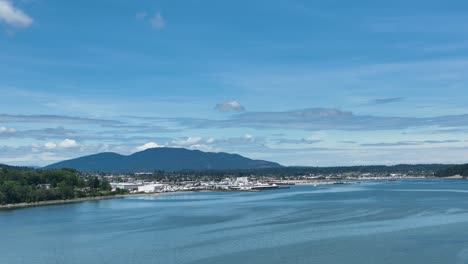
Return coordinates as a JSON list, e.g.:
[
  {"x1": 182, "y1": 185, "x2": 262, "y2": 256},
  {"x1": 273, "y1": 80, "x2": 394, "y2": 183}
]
[{"x1": 44, "y1": 147, "x2": 282, "y2": 173}]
